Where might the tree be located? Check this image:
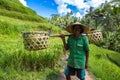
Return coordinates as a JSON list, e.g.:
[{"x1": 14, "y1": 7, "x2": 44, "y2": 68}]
[{"x1": 81, "y1": 1, "x2": 120, "y2": 52}]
